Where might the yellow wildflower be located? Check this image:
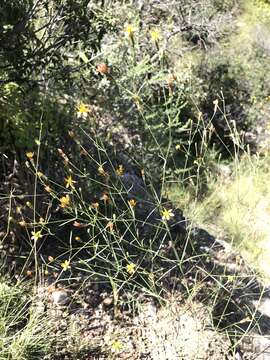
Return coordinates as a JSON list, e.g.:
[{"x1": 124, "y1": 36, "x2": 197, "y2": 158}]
[
  {"x1": 150, "y1": 28, "x2": 160, "y2": 42},
  {"x1": 175, "y1": 144, "x2": 181, "y2": 150},
  {"x1": 116, "y1": 164, "x2": 124, "y2": 176},
  {"x1": 65, "y1": 175, "x2": 76, "y2": 189},
  {"x1": 124, "y1": 24, "x2": 134, "y2": 38},
  {"x1": 98, "y1": 165, "x2": 107, "y2": 177},
  {"x1": 31, "y1": 230, "x2": 43, "y2": 241},
  {"x1": 76, "y1": 102, "x2": 90, "y2": 118},
  {"x1": 75, "y1": 236, "x2": 81, "y2": 241},
  {"x1": 128, "y1": 199, "x2": 137, "y2": 208},
  {"x1": 59, "y1": 195, "x2": 70, "y2": 208},
  {"x1": 126, "y1": 262, "x2": 136, "y2": 275},
  {"x1": 26, "y1": 151, "x2": 34, "y2": 159},
  {"x1": 61, "y1": 260, "x2": 70, "y2": 271},
  {"x1": 111, "y1": 339, "x2": 122, "y2": 353},
  {"x1": 161, "y1": 208, "x2": 174, "y2": 221}
]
